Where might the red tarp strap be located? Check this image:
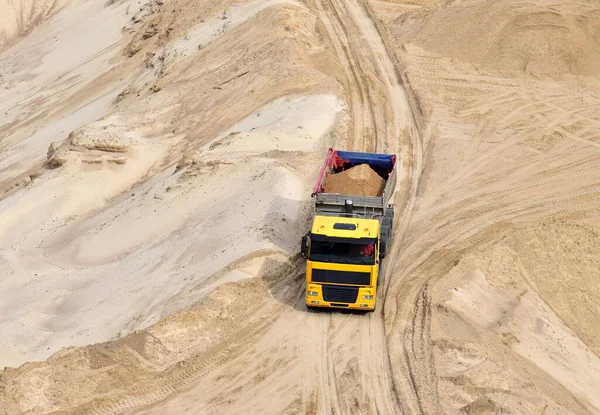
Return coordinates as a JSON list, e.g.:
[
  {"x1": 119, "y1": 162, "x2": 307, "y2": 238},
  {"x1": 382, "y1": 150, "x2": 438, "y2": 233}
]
[{"x1": 311, "y1": 148, "x2": 335, "y2": 196}]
